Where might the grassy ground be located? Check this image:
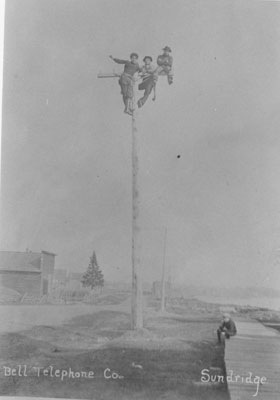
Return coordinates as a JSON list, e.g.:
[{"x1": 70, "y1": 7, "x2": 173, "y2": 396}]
[{"x1": 0, "y1": 298, "x2": 230, "y2": 400}]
